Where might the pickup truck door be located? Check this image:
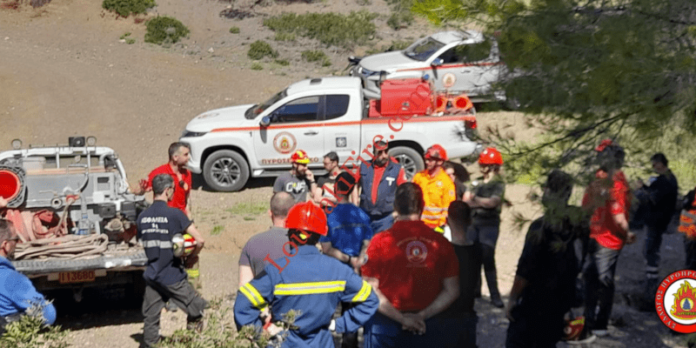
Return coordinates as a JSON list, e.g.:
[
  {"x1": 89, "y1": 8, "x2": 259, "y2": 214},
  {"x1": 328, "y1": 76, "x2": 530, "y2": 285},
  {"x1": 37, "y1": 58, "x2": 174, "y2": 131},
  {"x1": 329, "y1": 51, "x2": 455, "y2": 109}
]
[
  {"x1": 252, "y1": 95, "x2": 325, "y2": 169},
  {"x1": 321, "y1": 94, "x2": 360, "y2": 166},
  {"x1": 452, "y1": 38, "x2": 498, "y2": 96}
]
